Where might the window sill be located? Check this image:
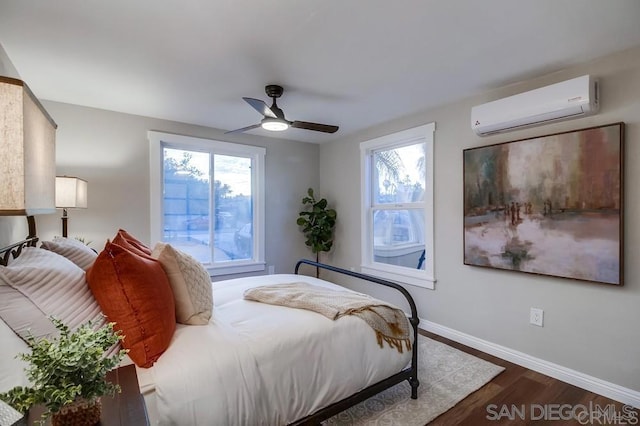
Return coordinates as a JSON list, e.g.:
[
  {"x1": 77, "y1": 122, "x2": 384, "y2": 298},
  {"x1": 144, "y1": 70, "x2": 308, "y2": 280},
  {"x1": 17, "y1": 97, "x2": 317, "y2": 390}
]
[
  {"x1": 207, "y1": 261, "x2": 266, "y2": 277},
  {"x1": 361, "y1": 265, "x2": 435, "y2": 290}
]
